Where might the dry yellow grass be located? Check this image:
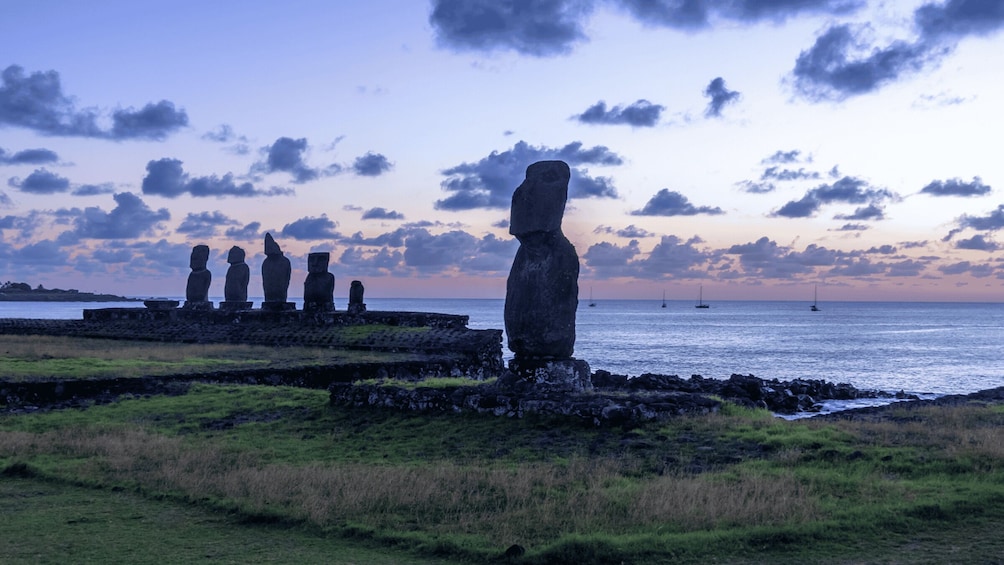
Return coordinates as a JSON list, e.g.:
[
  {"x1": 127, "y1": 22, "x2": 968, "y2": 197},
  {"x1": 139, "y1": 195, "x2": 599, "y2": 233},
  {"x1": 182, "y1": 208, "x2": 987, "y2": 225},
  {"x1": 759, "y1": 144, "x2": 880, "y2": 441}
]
[{"x1": 0, "y1": 426, "x2": 820, "y2": 546}]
